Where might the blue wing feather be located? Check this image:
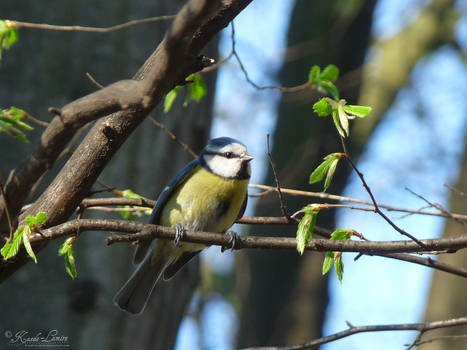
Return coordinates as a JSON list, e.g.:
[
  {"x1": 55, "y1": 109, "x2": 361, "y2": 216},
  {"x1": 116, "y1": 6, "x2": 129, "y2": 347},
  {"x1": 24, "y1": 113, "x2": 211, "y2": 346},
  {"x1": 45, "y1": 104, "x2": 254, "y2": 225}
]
[{"x1": 133, "y1": 159, "x2": 200, "y2": 264}]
